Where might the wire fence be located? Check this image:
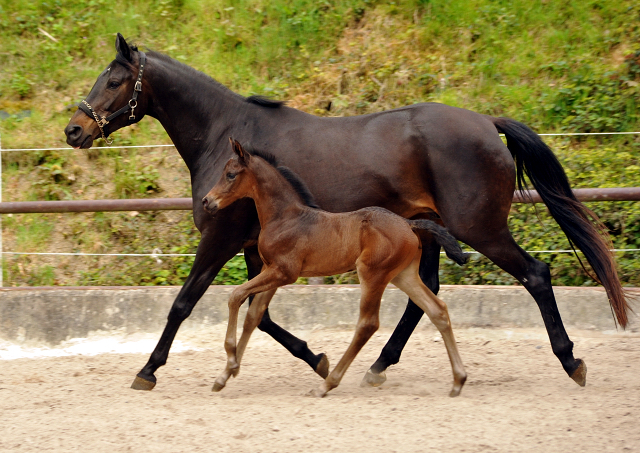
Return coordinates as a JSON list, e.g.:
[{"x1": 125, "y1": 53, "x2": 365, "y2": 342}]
[
  {"x1": 1, "y1": 130, "x2": 639, "y2": 153},
  {"x1": 1, "y1": 131, "x2": 640, "y2": 285},
  {"x1": 2, "y1": 131, "x2": 640, "y2": 153}
]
